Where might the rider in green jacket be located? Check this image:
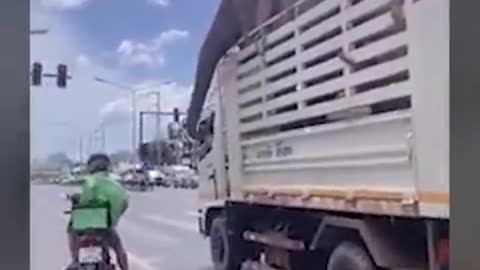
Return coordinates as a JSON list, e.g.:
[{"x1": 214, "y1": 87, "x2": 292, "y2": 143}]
[{"x1": 67, "y1": 153, "x2": 129, "y2": 270}]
